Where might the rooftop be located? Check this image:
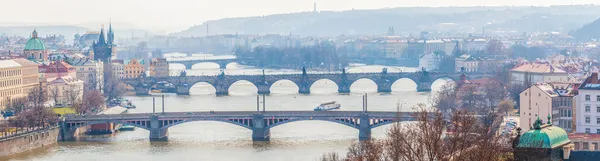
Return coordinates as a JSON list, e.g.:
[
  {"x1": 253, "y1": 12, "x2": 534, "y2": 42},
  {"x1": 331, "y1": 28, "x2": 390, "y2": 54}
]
[{"x1": 510, "y1": 62, "x2": 566, "y2": 73}]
